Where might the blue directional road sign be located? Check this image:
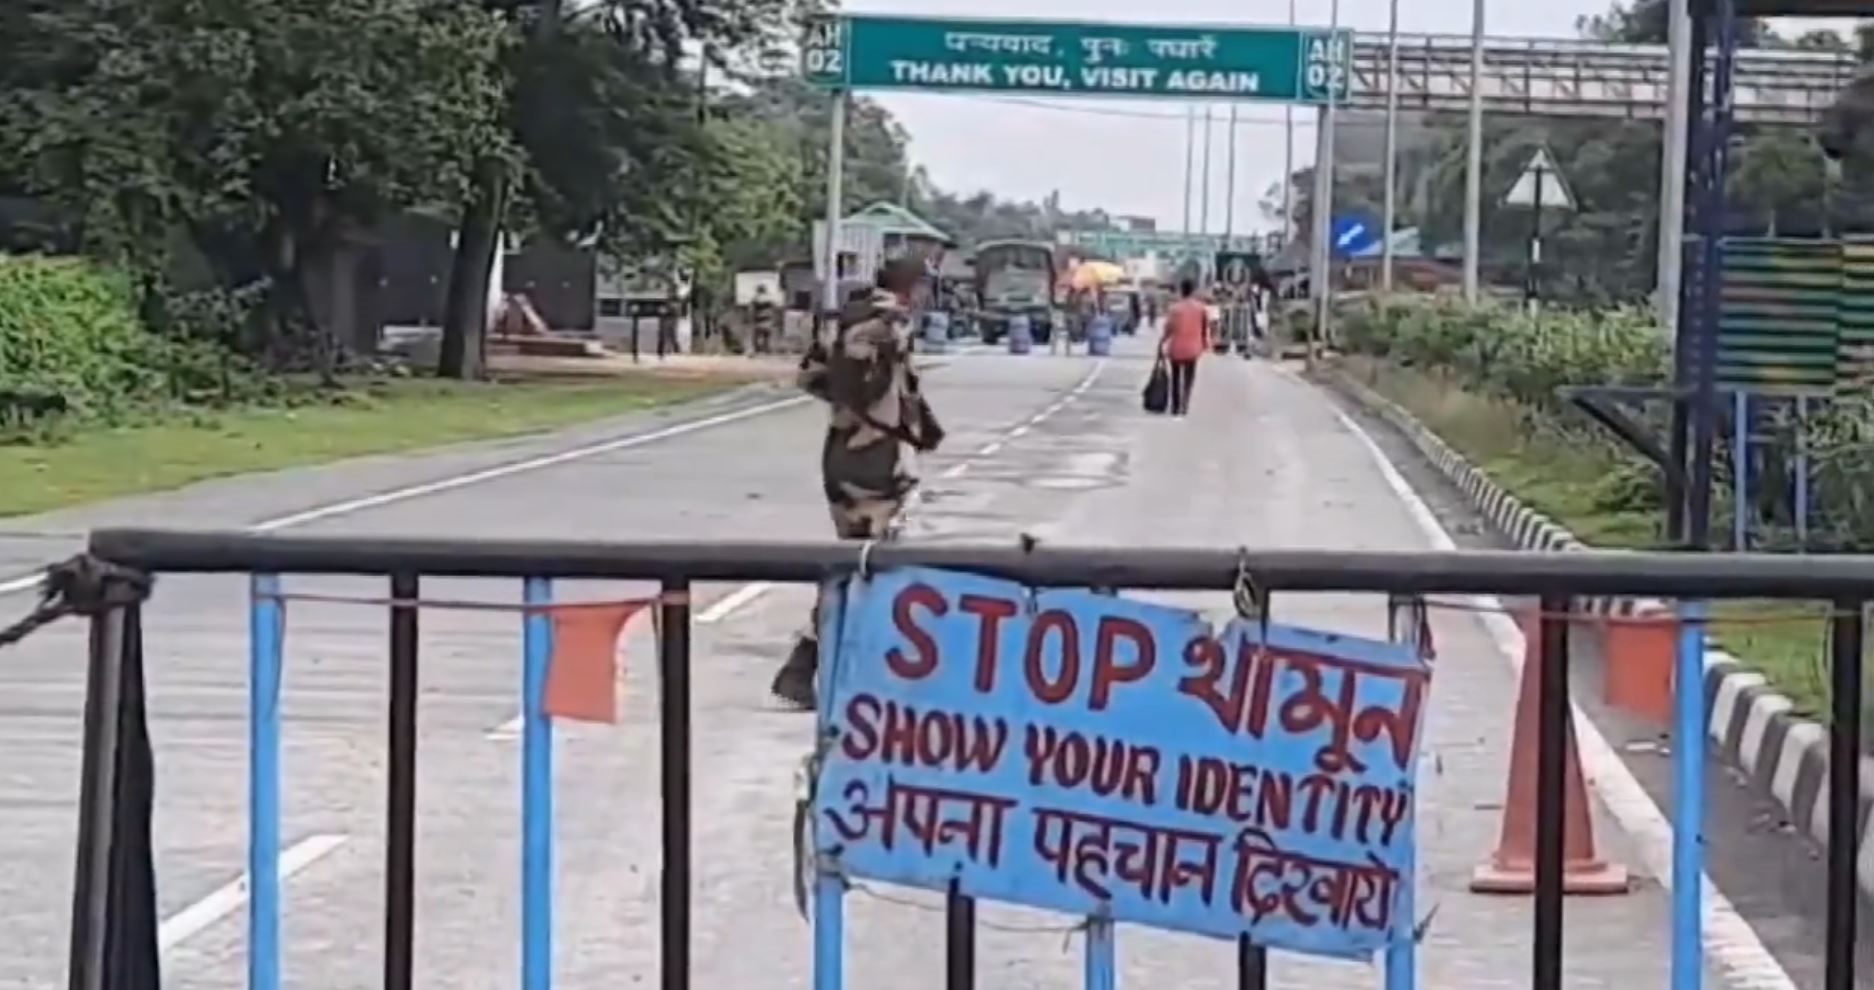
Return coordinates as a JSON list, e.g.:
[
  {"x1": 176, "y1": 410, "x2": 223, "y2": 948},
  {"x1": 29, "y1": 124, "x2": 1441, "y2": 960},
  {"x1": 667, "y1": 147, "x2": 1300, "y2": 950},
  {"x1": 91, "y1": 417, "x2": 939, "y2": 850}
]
[{"x1": 1330, "y1": 214, "x2": 1381, "y2": 259}]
